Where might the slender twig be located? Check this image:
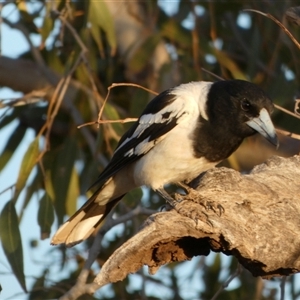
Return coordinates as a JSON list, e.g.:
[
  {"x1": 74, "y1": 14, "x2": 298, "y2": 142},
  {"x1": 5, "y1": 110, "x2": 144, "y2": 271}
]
[
  {"x1": 0, "y1": 107, "x2": 11, "y2": 122},
  {"x1": 276, "y1": 128, "x2": 300, "y2": 140},
  {"x1": 80, "y1": 52, "x2": 103, "y2": 111},
  {"x1": 85, "y1": 205, "x2": 155, "y2": 271},
  {"x1": 210, "y1": 264, "x2": 242, "y2": 300},
  {"x1": 201, "y1": 68, "x2": 300, "y2": 121},
  {"x1": 1, "y1": 17, "x2": 45, "y2": 66},
  {"x1": 224, "y1": 13, "x2": 274, "y2": 77},
  {"x1": 77, "y1": 117, "x2": 138, "y2": 129},
  {"x1": 1, "y1": 0, "x2": 15, "y2": 8},
  {"x1": 54, "y1": 10, "x2": 88, "y2": 53},
  {"x1": 280, "y1": 276, "x2": 287, "y2": 300},
  {"x1": 0, "y1": 184, "x2": 14, "y2": 196},
  {"x1": 0, "y1": 89, "x2": 49, "y2": 108},
  {"x1": 274, "y1": 103, "x2": 300, "y2": 120},
  {"x1": 55, "y1": 9, "x2": 104, "y2": 112},
  {"x1": 37, "y1": 54, "x2": 83, "y2": 161},
  {"x1": 201, "y1": 68, "x2": 224, "y2": 81},
  {"x1": 0, "y1": 3, "x2": 2, "y2": 57},
  {"x1": 244, "y1": 9, "x2": 300, "y2": 50},
  {"x1": 58, "y1": 205, "x2": 155, "y2": 300},
  {"x1": 294, "y1": 99, "x2": 300, "y2": 116},
  {"x1": 97, "y1": 83, "x2": 158, "y2": 127},
  {"x1": 190, "y1": 1, "x2": 202, "y2": 79}
]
